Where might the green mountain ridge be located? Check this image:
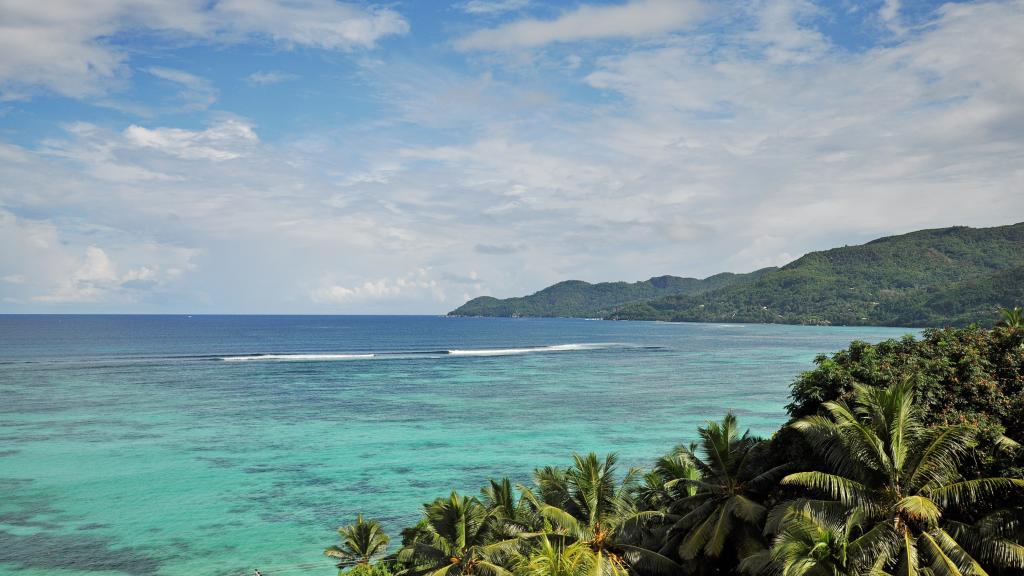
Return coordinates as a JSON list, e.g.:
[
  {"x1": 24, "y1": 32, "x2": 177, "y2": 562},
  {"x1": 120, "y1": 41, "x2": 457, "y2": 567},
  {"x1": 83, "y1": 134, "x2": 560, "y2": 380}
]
[
  {"x1": 449, "y1": 270, "x2": 776, "y2": 318},
  {"x1": 450, "y1": 222, "x2": 1024, "y2": 326}
]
